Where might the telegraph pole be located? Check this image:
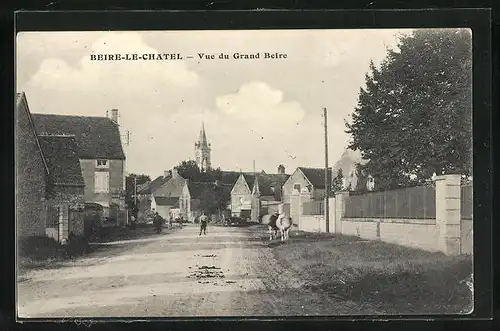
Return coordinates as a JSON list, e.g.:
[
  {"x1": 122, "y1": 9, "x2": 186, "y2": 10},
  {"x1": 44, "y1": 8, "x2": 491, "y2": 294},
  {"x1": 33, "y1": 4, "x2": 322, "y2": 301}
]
[
  {"x1": 134, "y1": 176, "x2": 137, "y2": 207},
  {"x1": 323, "y1": 107, "x2": 330, "y2": 233}
]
